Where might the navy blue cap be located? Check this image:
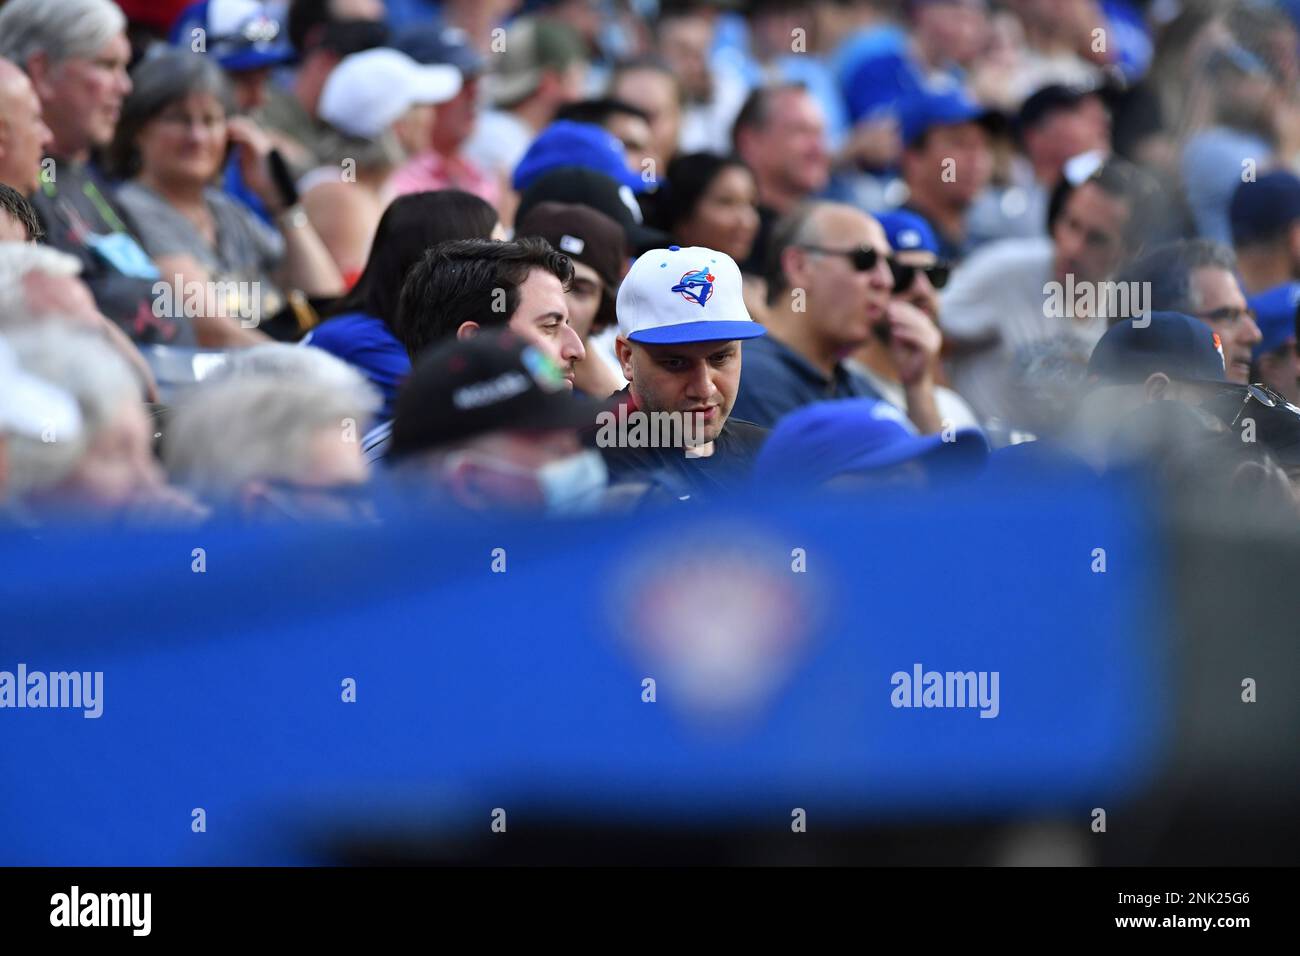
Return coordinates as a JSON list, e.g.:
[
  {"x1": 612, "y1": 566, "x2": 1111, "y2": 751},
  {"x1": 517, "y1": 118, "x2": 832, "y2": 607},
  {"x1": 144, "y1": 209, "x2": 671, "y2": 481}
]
[
  {"x1": 170, "y1": 0, "x2": 294, "y2": 73},
  {"x1": 513, "y1": 121, "x2": 649, "y2": 195},
  {"x1": 1230, "y1": 169, "x2": 1300, "y2": 246},
  {"x1": 393, "y1": 24, "x2": 484, "y2": 76},
  {"x1": 1247, "y1": 282, "x2": 1300, "y2": 358},
  {"x1": 753, "y1": 399, "x2": 988, "y2": 489},
  {"x1": 898, "y1": 87, "x2": 994, "y2": 149},
  {"x1": 1088, "y1": 311, "x2": 1228, "y2": 385},
  {"x1": 876, "y1": 209, "x2": 940, "y2": 255}
]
